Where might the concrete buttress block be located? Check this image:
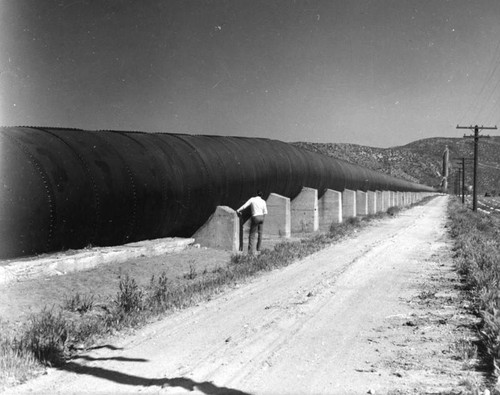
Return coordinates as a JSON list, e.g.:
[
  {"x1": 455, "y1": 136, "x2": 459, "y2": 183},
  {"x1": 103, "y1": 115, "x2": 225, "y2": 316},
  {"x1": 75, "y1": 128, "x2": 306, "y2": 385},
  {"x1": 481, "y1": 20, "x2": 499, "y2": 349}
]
[
  {"x1": 404, "y1": 192, "x2": 410, "y2": 206},
  {"x1": 367, "y1": 191, "x2": 377, "y2": 215},
  {"x1": 390, "y1": 191, "x2": 396, "y2": 207},
  {"x1": 342, "y1": 189, "x2": 356, "y2": 220},
  {"x1": 291, "y1": 187, "x2": 319, "y2": 233},
  {"x1": 382, "y1": 191, "x2": 391, "y2": 210},
  {"x1": 192, "y1": 206, "x2": 239, "y2": 251},
  {"x1": 356, "y1": 191, "x2": 368, "y2": 216},
  {"x1": 376, "y1": 190, "x2": 383, "y2": 212},
  {"x1": 318, "y1": 189, "x2": 342, "y2": 232},
  {"x1": 266, "y1": 193, "x2": 291, "y2": 238}
]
